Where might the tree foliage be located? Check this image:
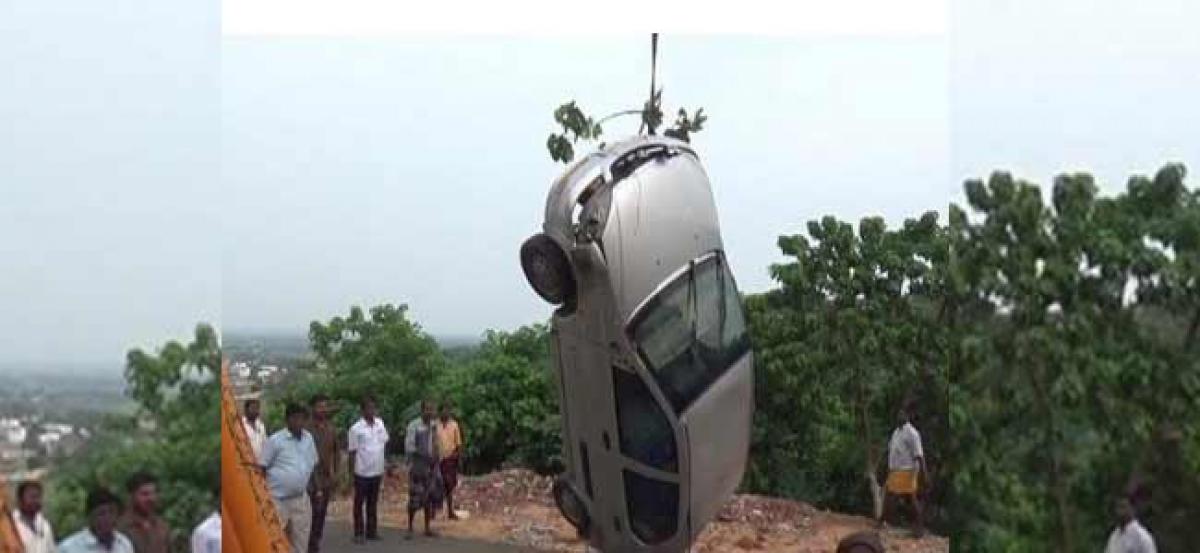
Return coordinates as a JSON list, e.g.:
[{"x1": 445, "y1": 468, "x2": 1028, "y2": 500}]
[
  {"x1": 276, "y1": 312, "x2": 560, "y2": 477},
  {"x1": 435, "y1": 324, "x2": 562, "y2": 475},
  {"x1": 270, "y1": 304, "x2": 445, "y2": 447},
  {"x1": 744, "y1": 164, "x2": 1198, "y2": 551},
  {"x1": 547, "y1": 91, "x2": 706, "y2": 163},
  {"x1": 948, "y1": 165, "x2": 1200, "y2": 552},
  {"x1": 46, "y1": 324, "x2": 219, "y2": 551},
  {"x1": 744, "y1": 212, "x2": 952, "y2": 529},
  {"x1": 267, "y1": 151, "x2": 1196, "y2": 553}
]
